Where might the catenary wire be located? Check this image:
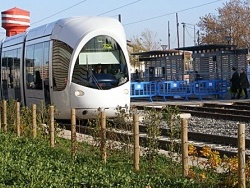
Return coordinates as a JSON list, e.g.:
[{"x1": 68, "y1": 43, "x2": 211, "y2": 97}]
[
  {"x1": 31, "y1": 0, "x2": 88, "y2": 26},
  {"x1": 31, "y1": 0, "x2": 141, "y2": 26},
  {"x1": 97, "y1": 0, "x2": 142, "y2": 16},
  {"x1": 124, "y1": 0, "x2": 222, "y2": 26}
]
